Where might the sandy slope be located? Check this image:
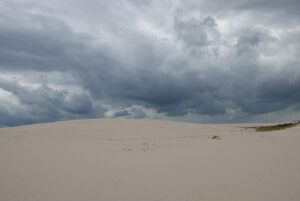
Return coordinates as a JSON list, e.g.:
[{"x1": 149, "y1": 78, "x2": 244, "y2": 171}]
[{"x1": 0, "y1": 119, "x2": 299, "y2": 201}]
